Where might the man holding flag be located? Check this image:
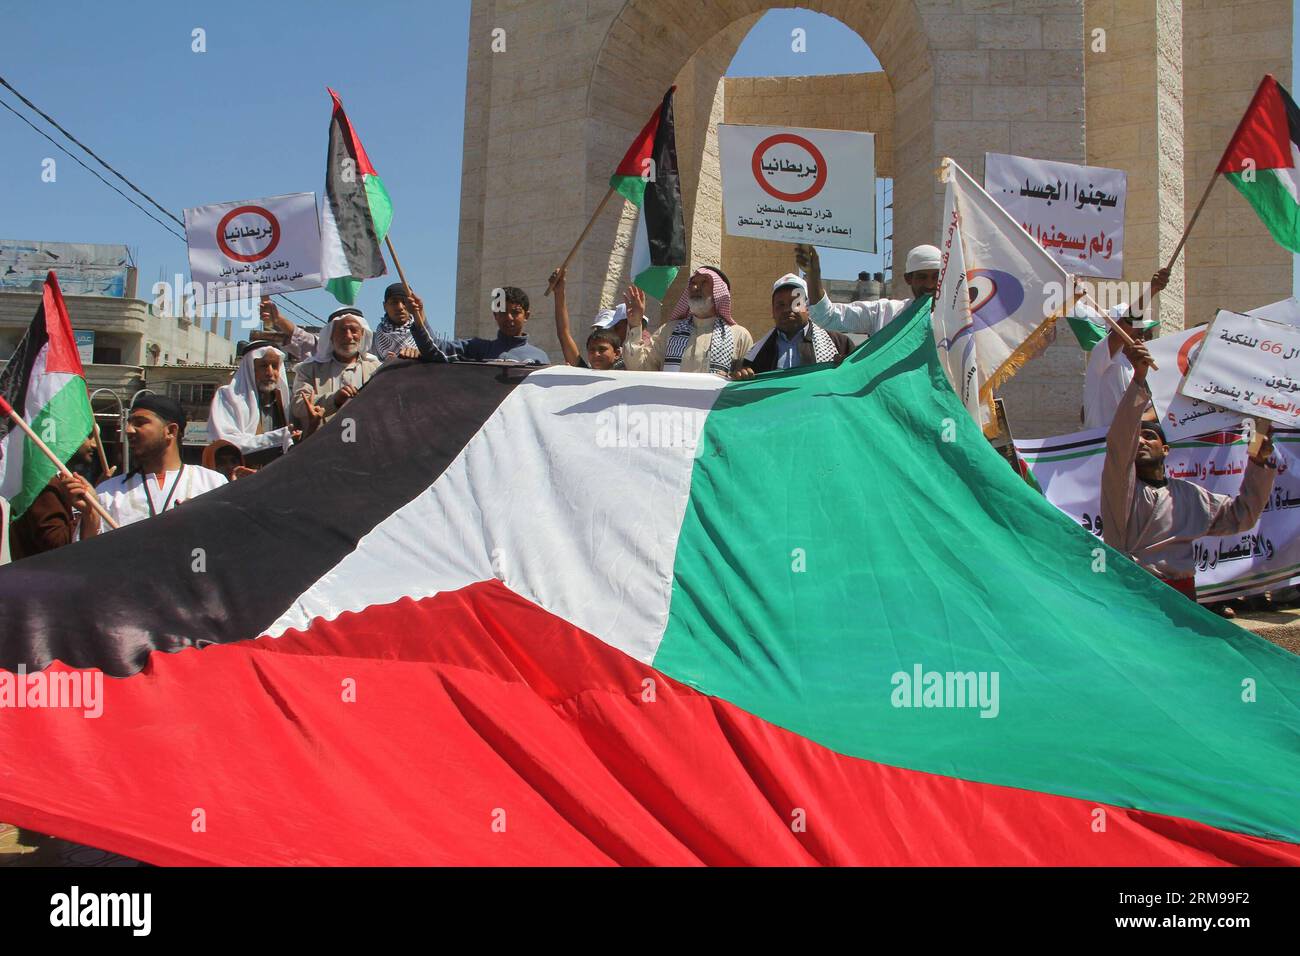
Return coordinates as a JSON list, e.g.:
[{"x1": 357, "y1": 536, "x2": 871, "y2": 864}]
[
  {"x1": 0, "y1": 272, "x2": 99, "y2": 533},
  {"x1": 7, "y1": 434, "x2": 97, "y2": 559},
  {"x1": 1080, "y1": 268, "x2": 1169, "y2": 428},
  {"x1": 1101, "y1": 341, "x2": 1276, "y2": 600}
]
